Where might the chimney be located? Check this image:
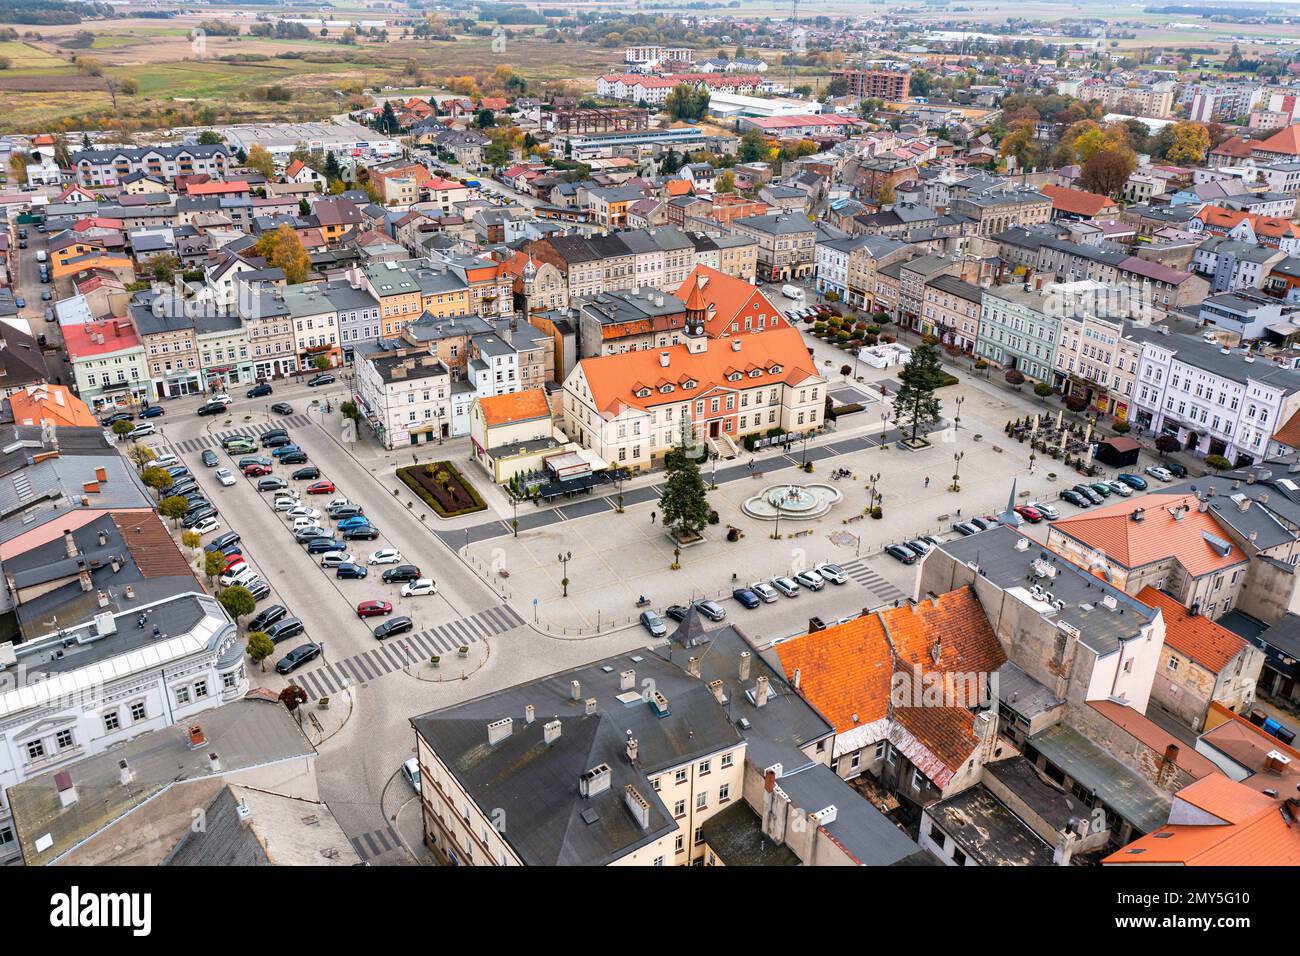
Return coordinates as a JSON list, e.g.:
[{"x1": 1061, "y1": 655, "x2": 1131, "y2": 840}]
[
  {"x1": 792, "y1": 667, "x2": 801, "y2": 690},
  {"x1": 487, "y1": 717, "x2": 513, "y2": 745},
  {"x1": 97, "y1": 530, "x2": 108, "y2": 547},
  {"x1": 584, "y1": 697, "x2": 597, "y2": 716},
  {"x1": 687, "y1": 656, "x2": 700, "y2": 678},
  {"x1": 624, "y1": 784, "x2": 650, "y2": 829},
  {"x1": 619, "y1": 669, "x2": 635, "y2": 691},
  {"x1": 709, "y1": 679, "x2": 726, "y2": 703},
  {"x1": 208, "y1": 752, "x2": 221, "y2": 773},
  {"x1": 739, "y1": 651, "x2": 751, "y2": 682},
  {"x1": 1265, "y1": 750, "x2": 1292, "y2": 774},
  {"x1": 659, "y1": 351, "x2": 670, "y2": 367},
  {"x1": 543, "y1": 718, "x2": 562, "y2": 745},
  {"x1": 1157, "y1": 743, "x2": 1180, "y2": 789},
  {"x1": 578, "y1": 762, "x2": 612, "y2": 798},
  {"x1": 188, "y1": 724, "x2": 206, "y2": 750},
  {"x1": 83, "y1": 481, "x2": 100, "y2": 495},
  {"x1": 626, "y1": 737, "x2": 638, "y2": 763},
  {"x1": 118, "y1": 759, "x2": 132, "y2": 785},
  {"x1": 524, "y1": 704, "x2": 535, "y2": 724},
  {"x1": 96, "y1": 589, "x2": 109, "y2": 608},
  {"x1": 764, "y1": 768, "x2": 777, "y2": 793},
  {"x1": 63, "y1": 528, "x2": 76, "y2": 559},
  {"x1": 55, "y1": 771, "x2": 77, "y2": 808},
  {"x1": 95, "y1": 466, "x2": 107, "y2": 483},
  {"x1": 755, "y1": 675, "x2": 770, "y2": 707},
  {"x1": 125, "y1": 585, "x2": 135, "y2": 600}
]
